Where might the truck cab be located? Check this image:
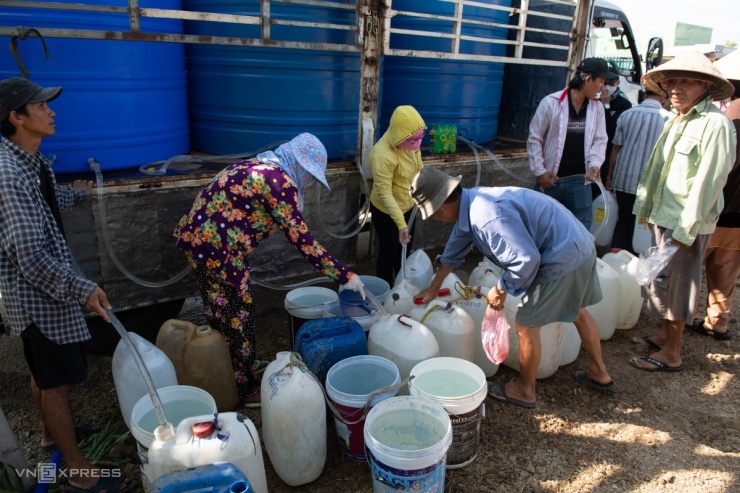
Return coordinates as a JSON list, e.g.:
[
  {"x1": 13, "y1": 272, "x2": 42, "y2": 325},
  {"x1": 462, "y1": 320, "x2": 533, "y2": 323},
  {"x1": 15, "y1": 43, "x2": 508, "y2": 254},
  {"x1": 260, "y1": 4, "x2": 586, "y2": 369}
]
[{"x1": 587, "y1": 0, "x2": 663, "y2": 104}]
